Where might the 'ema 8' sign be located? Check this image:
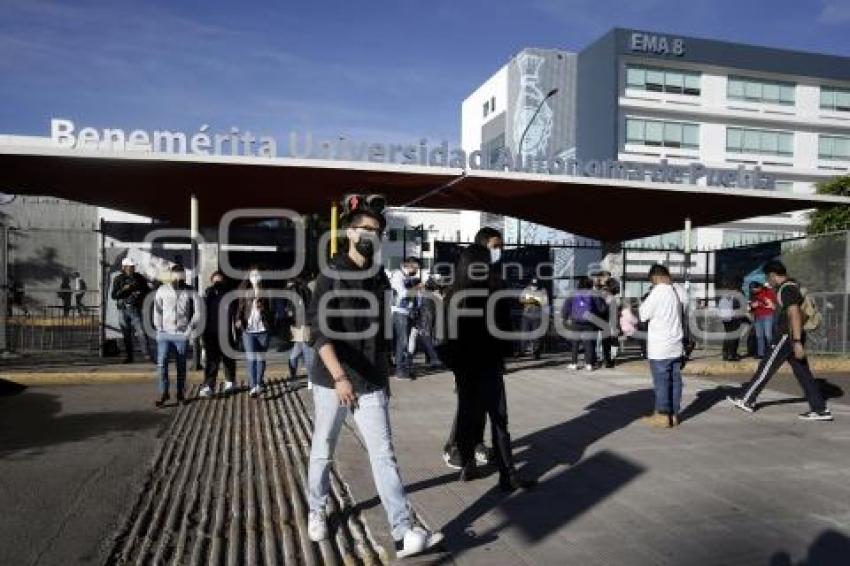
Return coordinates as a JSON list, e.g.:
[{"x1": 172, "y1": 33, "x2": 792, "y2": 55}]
[{"x1": 630, "y1": 33, "x2": 685, "y2": 56}]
